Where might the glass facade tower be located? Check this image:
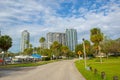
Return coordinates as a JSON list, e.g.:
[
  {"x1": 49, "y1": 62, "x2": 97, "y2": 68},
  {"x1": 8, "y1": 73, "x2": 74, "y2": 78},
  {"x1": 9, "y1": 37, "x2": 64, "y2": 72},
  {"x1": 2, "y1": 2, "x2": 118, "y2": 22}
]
[
  {"x1": 66, "y1": 29, "x2": 77, "y2": 51},
  {"x1": 21, "y1": 30, "x2": 30, "y2": 52}
]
